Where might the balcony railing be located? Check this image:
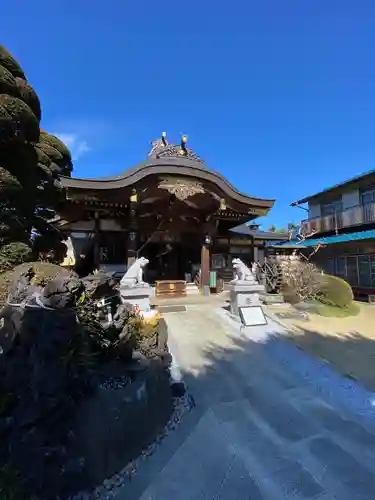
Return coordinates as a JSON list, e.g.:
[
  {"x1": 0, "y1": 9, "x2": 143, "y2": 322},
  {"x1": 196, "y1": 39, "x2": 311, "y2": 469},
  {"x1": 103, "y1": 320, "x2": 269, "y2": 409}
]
[{"x1": 301, "y1": 201, "x2": 375, "y2": 236}]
